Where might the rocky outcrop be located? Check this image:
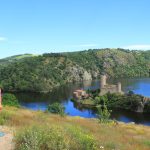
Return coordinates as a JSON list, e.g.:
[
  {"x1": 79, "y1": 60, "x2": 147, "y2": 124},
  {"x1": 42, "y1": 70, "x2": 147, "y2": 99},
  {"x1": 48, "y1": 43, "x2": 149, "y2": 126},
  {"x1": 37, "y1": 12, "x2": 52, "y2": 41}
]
[
  {"x1": 136, "y1": 102, "x2": 144, "y2": 113},
  {"x1": 66, "y1": 66, "x2": 92, "y2": 82},
  {"x1": 82, "y1": 71, "x2": 92, "y2": 81}
]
